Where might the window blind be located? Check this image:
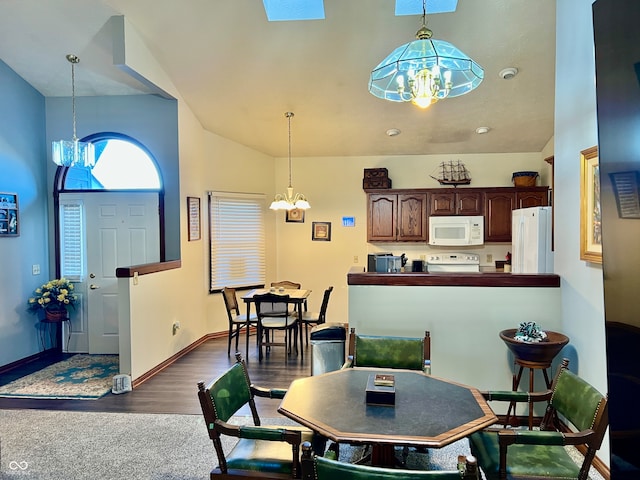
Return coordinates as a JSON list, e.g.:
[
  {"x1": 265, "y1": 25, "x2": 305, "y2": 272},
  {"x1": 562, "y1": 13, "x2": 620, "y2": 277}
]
[
  {"x1": 209, "y1": 192, "x2": 266, "y2": 291},
  {"x1": 59, "y1": 201, "x2": 85, "y2": 281}
]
